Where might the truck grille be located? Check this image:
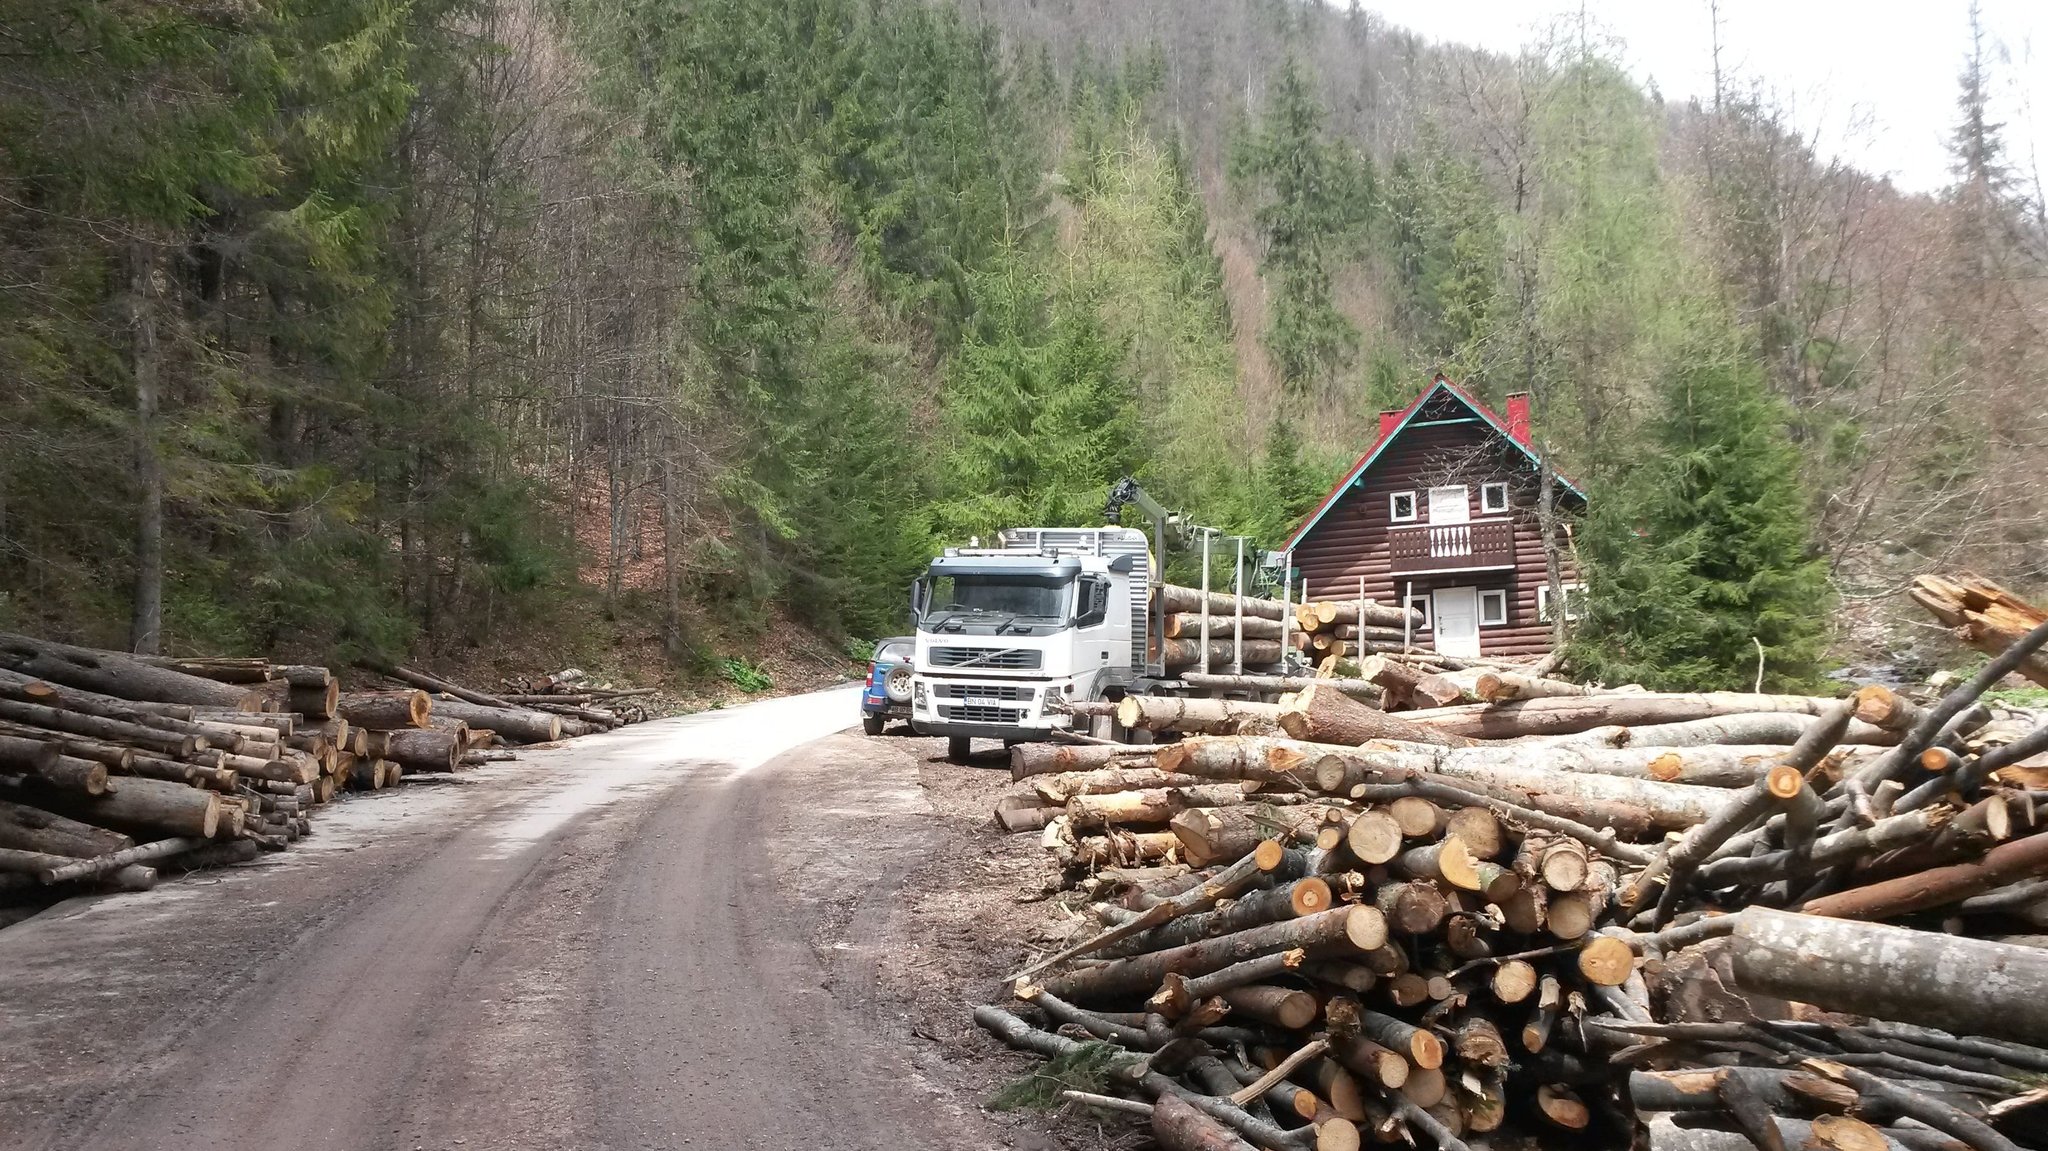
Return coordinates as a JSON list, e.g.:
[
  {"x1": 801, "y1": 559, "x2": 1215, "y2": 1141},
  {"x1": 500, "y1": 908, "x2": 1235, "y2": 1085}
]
[
  {"x1": 928, "y1": 647, "x2": 1043, "y2": 670},
  {"x1": 940, "y1": 703, "x2": 1028, "y2": 725},
  {"x1": 934, "y1": 683, "x2": 1032, "y2": 701}
]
